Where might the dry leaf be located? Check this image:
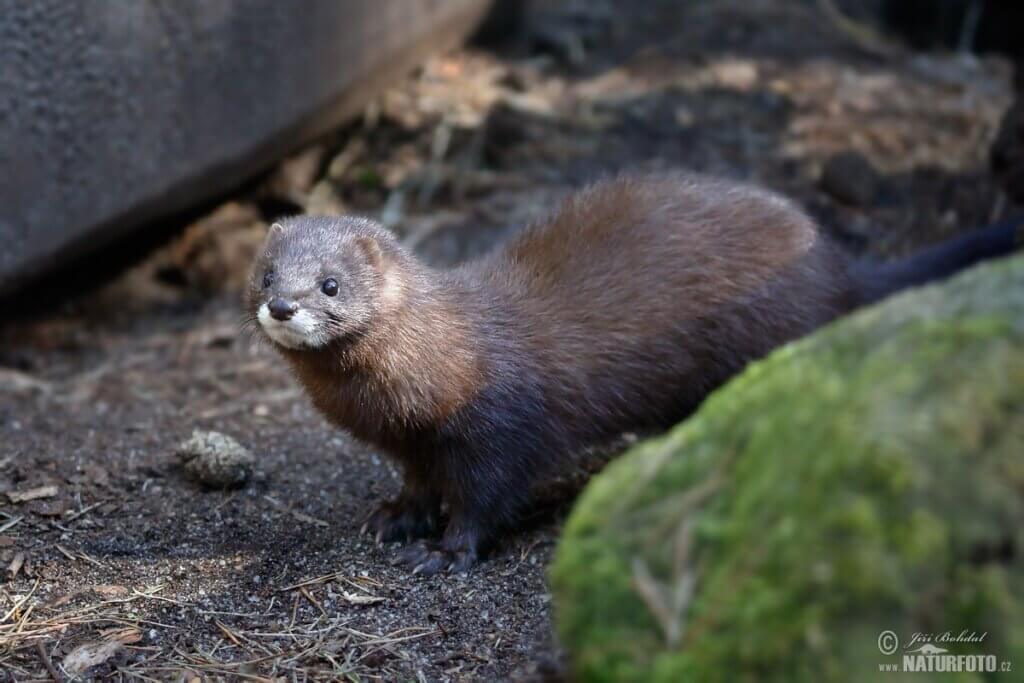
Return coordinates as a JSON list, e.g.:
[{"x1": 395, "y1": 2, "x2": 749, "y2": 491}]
[
  {"x1": 7, "y1": 552, "x2": 25, "y2": 580},
  {"x1": 63, "y1": 628, "x2": 142, "y2": 675},
  {"x1": 43, "y1": 584, "x2": 130, "y2": 609},
  {"x1": 8, "y1": 485, "x2": 58, "y2": 503},
  {"x1": 100, "y1": 627, "x2": 142, "y2": 644},
  {"x1": 62, "y1": 639, "x2": 124, "y2": 675},
  {"x1": 341, "y1": 591, "x2": 385, "y2": 606},
  {"x1": 42, "y1": 590, "x2": 80, "y2": 610},
  {"x1": 290, "y1": 510, "x2": 329, "y2": 527}
]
